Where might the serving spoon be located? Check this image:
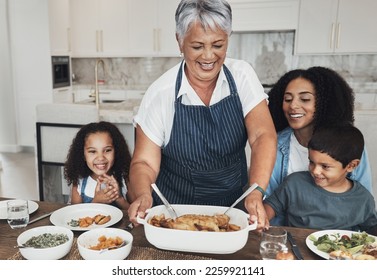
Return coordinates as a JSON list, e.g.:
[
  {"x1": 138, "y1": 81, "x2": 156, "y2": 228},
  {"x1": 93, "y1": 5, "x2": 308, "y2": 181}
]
[
  {"x1": 14, "y1": 244, "x2": 34, "y2": 249},
  {"x1": 224, "y1": 183, "x2": 259, "y2": 215},
  {"x1": 151, "y1": 183, "x2": 178, "y2": 219},
  {"x1": 99, "y1": 240, "x2": 127, "y2": 254}
]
